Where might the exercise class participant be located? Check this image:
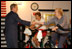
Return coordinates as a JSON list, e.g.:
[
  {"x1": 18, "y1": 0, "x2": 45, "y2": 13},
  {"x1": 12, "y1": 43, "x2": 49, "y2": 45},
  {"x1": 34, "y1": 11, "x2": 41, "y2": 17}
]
[
  {"x1": 36, "y1": 8, "x2": 69, "y2": 48},
  {"x1": 32, "y1": 12, "x2": 47, "y2": 48}
]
